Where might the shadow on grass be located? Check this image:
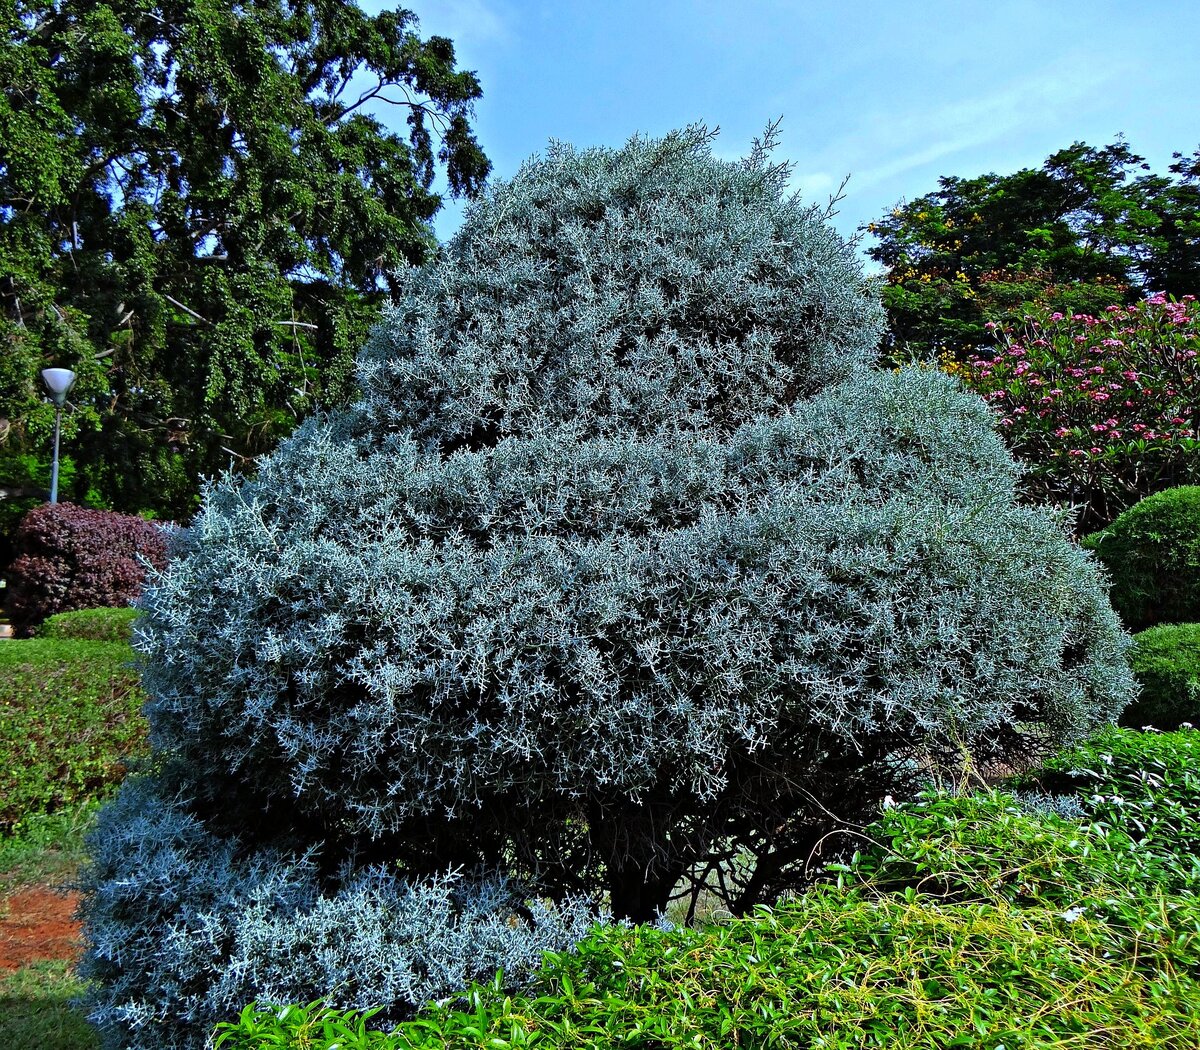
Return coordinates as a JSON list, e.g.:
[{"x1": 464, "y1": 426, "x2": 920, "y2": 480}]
[{"x1": 0, "y1": 960, "x2": 98, "y2": 1050}]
